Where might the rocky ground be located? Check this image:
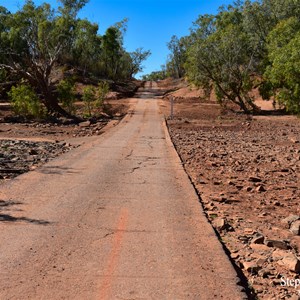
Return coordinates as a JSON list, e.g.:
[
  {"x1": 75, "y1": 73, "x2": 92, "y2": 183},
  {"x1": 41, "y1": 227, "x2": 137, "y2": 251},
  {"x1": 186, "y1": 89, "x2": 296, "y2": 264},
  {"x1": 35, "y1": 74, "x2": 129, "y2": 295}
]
[
  {"x1": 2, "y1": 78, "x2": 300, "y2": 298},
  {"x1": 0, "y1": 139, "x2": 74, "y2": 180},
  {"x1": 0, "y1": 99, "x2": 131, "y2": 182},
  {"x1": 161, "y1": 89, "x2": 300, "y2": 299},
  {"x1": 0, "y1": 118, "x2": 112, "y2": 182}
]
